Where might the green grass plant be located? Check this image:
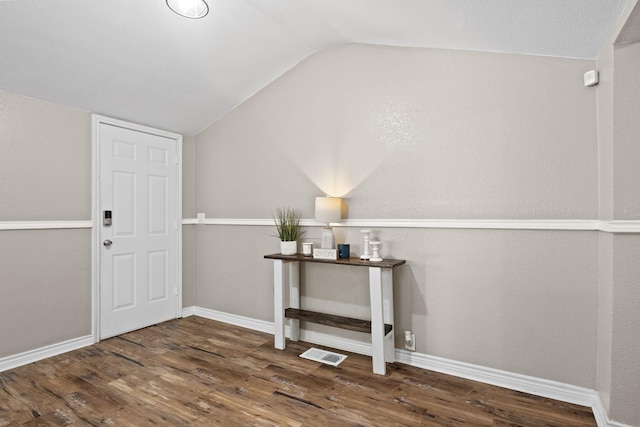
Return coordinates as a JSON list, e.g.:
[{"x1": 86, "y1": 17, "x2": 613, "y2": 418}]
[{"x1": 273, "y1": 207, "x2": 302, "y2": 241}]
